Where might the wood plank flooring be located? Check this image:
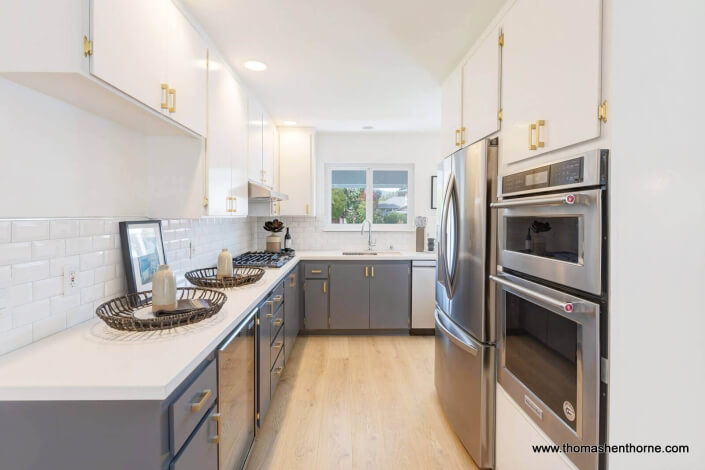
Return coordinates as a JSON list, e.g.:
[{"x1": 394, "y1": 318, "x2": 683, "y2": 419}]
[{"x1": 246, "y1": 335, "x2": 479, "y2": 470}]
